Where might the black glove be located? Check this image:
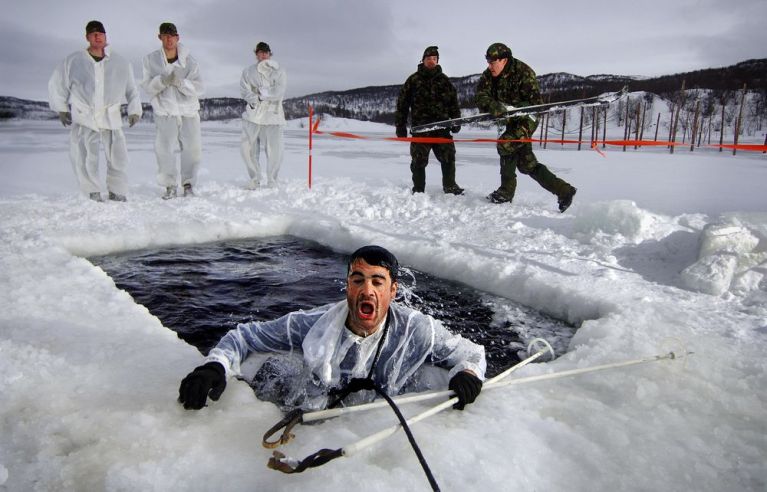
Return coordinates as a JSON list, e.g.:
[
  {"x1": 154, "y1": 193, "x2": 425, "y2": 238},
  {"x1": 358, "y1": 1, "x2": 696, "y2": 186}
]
[
  {"x1": 451, "y1": 125, "x2": 461, "y2": 134},
  {"x1": 448, "y1": 371, "x2": 483, "y2": 410},
  {"x1": 178, "y1": 361, "x2": 227, "y2": 410},
  {"x1": 396, "y1": 125, "x2": 407, "y2": 138}
]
